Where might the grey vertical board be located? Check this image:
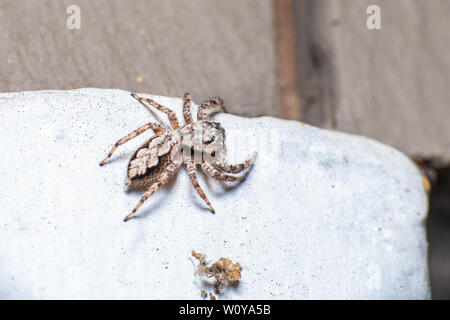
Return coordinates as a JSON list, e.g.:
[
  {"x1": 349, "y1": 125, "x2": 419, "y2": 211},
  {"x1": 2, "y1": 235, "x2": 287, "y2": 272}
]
[
  {"x1": 295, "y1": 0, "x2": 450, "y2": 161},
  {"x1": 0, "y1": 0, "x2": 278, "y2": 117}
]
